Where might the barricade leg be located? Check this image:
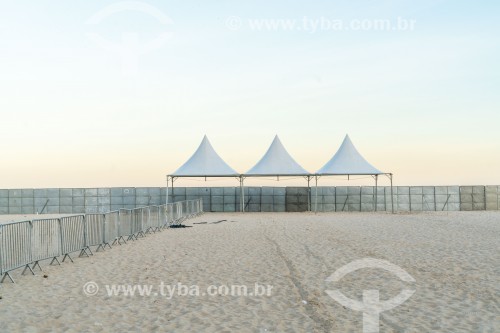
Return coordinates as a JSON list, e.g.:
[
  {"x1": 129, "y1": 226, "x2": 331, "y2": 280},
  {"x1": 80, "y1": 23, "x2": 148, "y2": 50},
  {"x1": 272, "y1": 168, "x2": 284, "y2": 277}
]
[
  {"x1": 62, "y1": 253, "x2": 74, "y2": 263},
  {"x1": 115, "y1": 236, "x2": 127, "y2": 245},
  {"x1": 1, "y1": 272, "x2": 15, "y2": 283},
  {"x1": 49, "y1": 257, "x2": 61, "y2": 266},
  {"x1": 32, "y1": 261, "x2": 46, "y2": 271},
  {"x1": 22, "y1": 264, "x2": 35, "y2": 276},
  {"x1": 79, "y1": 247, "x2": 93, "y2": 257}
]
